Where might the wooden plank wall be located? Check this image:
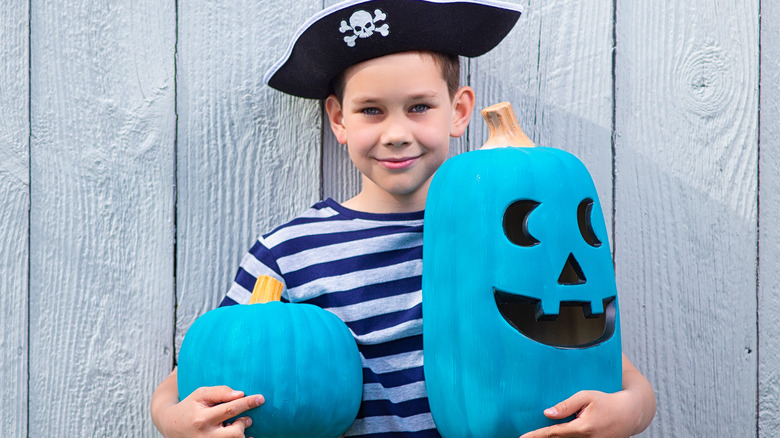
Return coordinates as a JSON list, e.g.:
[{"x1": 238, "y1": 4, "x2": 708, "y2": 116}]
[
  {"x1": 759, "y1": 0, "x2": 780, "y2": 435},
  {"x1": 615, "y1": 1, "x2": 759, "y2": 436},
  {"x1": 0, "y1": 0, "x2": 771, "y2": 436},
  {"x1": 27, "y1": 1, "x2": 176, "y2": 436},
  {"x1": 174, "y1": 0, "x2": 321, "y2": 356},
  {"x1": 0, "y1": 1, "x2": 29, "y2": 437}
]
